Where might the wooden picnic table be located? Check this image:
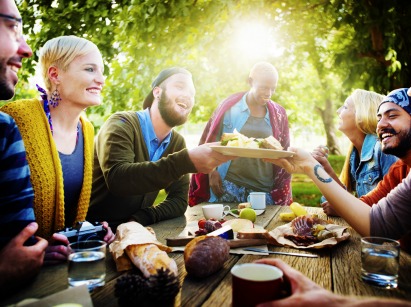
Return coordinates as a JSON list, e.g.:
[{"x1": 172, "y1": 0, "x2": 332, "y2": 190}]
[{"x1": 2, "y1": 204, "x2": 411, "y2": 306}]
